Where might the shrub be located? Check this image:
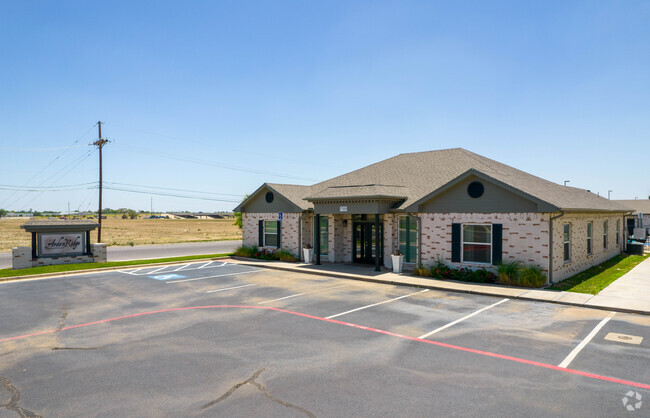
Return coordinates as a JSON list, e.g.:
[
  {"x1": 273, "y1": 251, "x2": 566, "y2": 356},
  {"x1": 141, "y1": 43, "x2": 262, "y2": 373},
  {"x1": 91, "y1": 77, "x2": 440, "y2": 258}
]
[
  {"x1": 414, "y1": 264, "x2": 433, "y2": 277},
  {"x1": 234, "y1": 246, "x2": 299, "y2": 262},
  {"x1": 276, "y1": 249, "x2": 299, "y2": 262},
  {"x1": 497, "y1": 260, "x2": 521, "y2": 286},
  {"x1": 464, "y1": 268, "x2": 497, "y2": 283},
  {"x1": 519, "y1": 265, "x2": 547, "y2": 288},
  {"x1": 234, "y1": 245, "x2": 257, "y2": 258},
  {"x1": 497, "y1": 260, "x2": 547, "y2": 288}
]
